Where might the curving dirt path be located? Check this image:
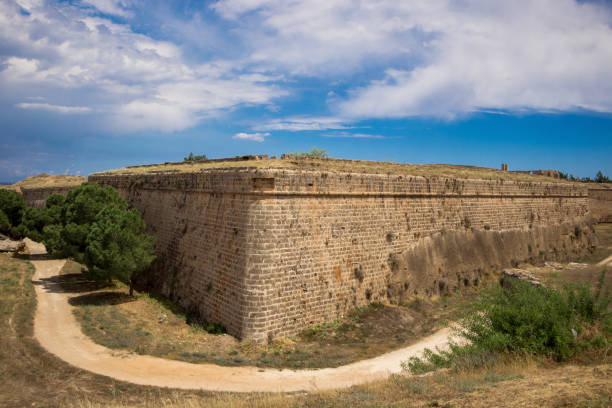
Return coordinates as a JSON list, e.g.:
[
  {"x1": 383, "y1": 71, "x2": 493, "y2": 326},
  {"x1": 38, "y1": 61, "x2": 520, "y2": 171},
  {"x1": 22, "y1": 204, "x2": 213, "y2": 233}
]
[
  {"x1": 597, "y1": 252, "x2": 612, "y2": 267},
  {"x1": 32, "y1": 259, "x2": 453, "y2": 392}
]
